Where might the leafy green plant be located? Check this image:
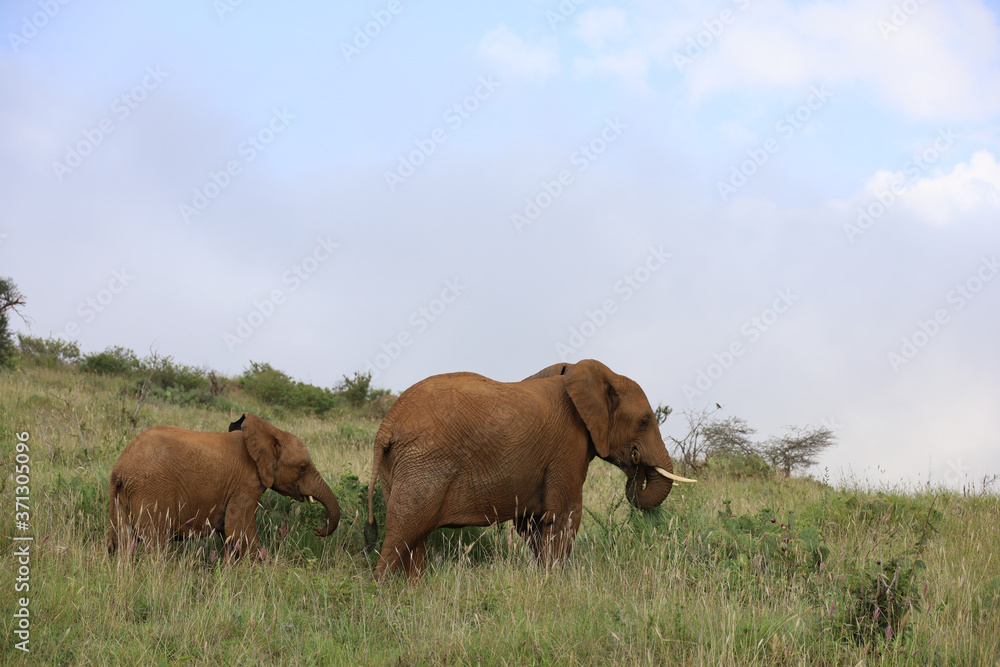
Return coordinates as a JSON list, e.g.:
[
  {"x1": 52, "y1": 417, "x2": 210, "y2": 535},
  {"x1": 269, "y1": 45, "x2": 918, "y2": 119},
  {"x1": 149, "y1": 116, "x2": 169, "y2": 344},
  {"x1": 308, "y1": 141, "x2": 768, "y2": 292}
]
[
  {"x1": 16, "y1": 334, "x2": 81, "y2": 368},
  {"x1": 333, "y1": 470, "x2": 385, "y2": 552},
  {"x1": 705, "y1": 451, "x2": 773, "y2": 479},
  {"x1": 839, "y1": 504, "x2": 940, "y2": 647},
  {"x1": 240, "y1": 361, "x2": 339, "y2": 415},
  {"x1": 338, "y1": 371, "x2": 373, "y2": 407},
  {"x1": 704, "y1": 499, "x2": 829, "y2": 576},
  {"x1": 79, "y1": 346, "x2": 141, "y2": 375}
]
